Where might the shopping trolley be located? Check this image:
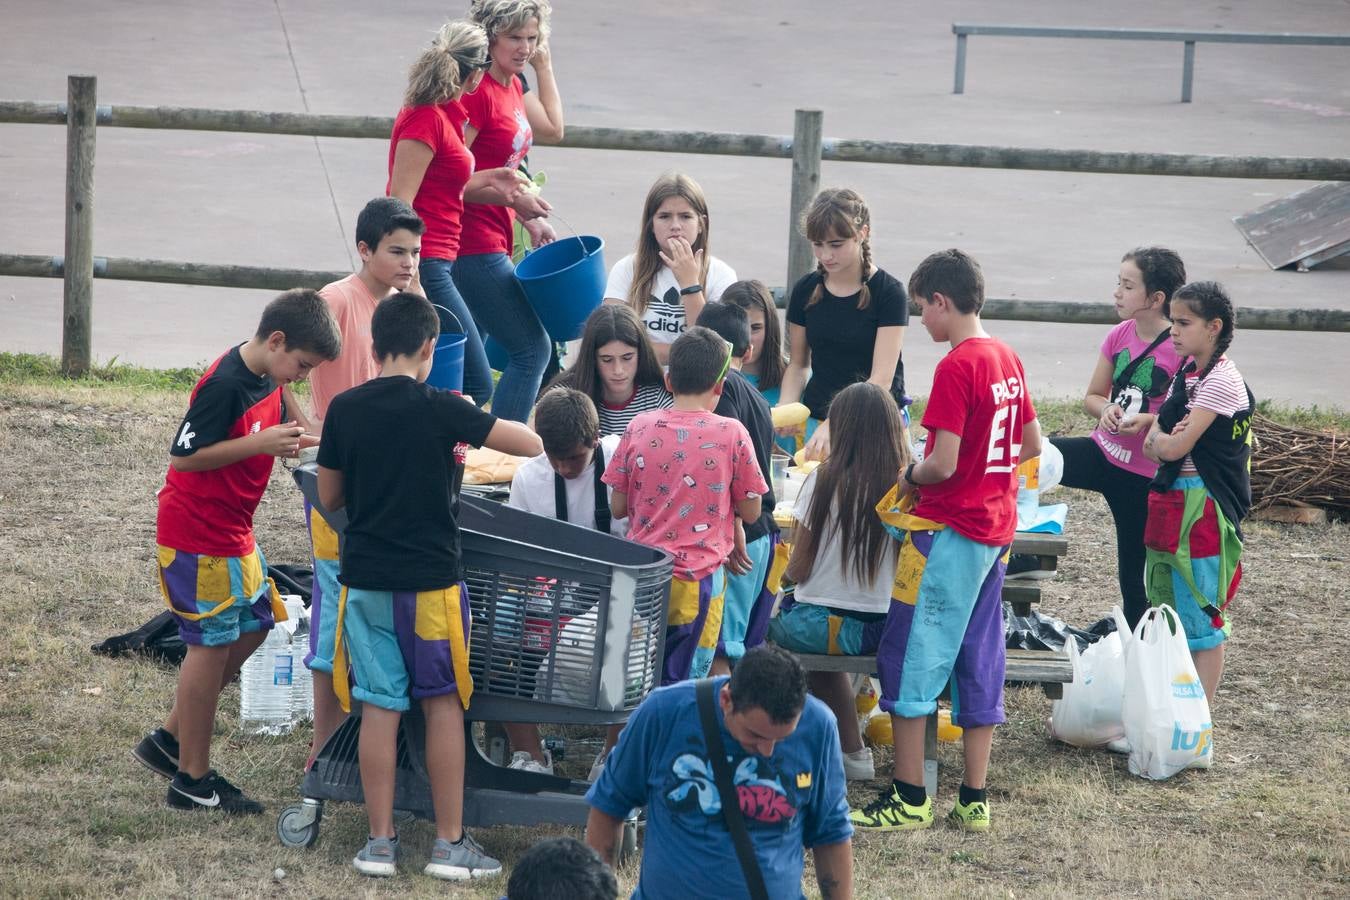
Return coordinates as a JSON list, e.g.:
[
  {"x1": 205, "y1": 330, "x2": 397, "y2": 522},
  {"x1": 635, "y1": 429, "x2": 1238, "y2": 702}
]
[{"x1": 276, "y1": 463, "x2": 672, "y2": 852}]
